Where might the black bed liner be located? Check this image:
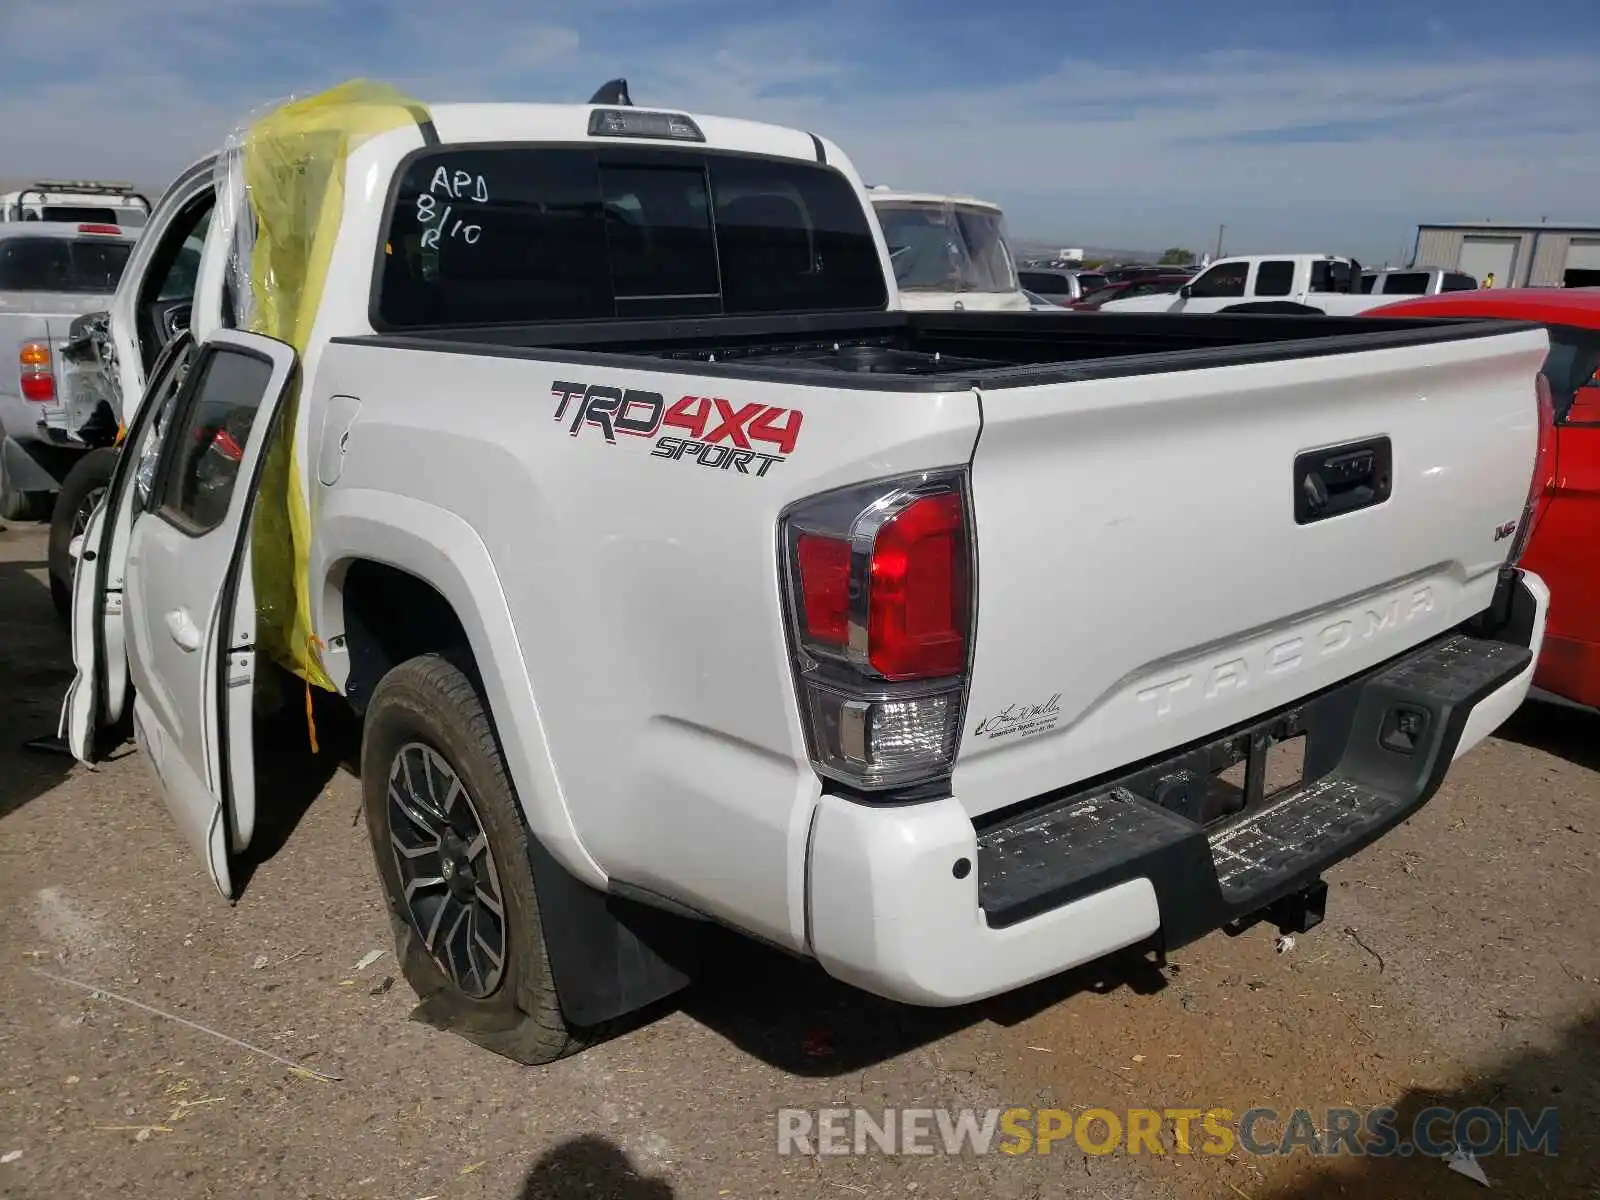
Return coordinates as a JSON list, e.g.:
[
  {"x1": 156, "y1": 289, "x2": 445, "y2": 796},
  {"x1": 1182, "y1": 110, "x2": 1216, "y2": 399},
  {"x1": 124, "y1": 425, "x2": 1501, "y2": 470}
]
[{"x1": 330, "y1": 309, "x2": 1539, "y2": 393}]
